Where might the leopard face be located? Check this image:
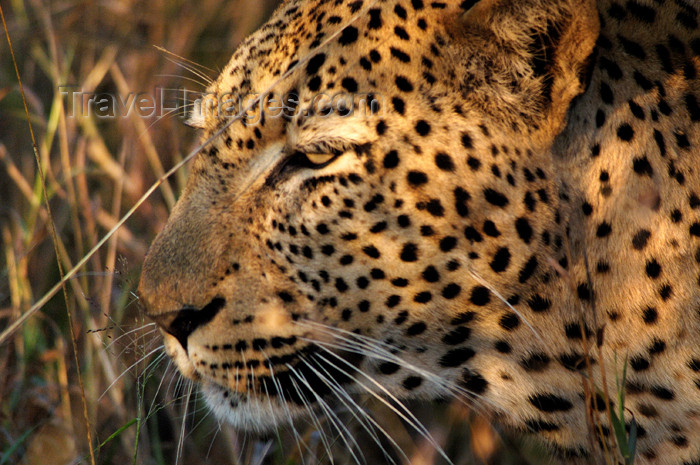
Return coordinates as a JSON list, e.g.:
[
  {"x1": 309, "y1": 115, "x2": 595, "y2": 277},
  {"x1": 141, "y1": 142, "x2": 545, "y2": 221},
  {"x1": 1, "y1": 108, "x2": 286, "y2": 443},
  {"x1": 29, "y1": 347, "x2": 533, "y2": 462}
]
[{"x1": 139, "y1": 0, "x2": 700, "y2": 462}]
